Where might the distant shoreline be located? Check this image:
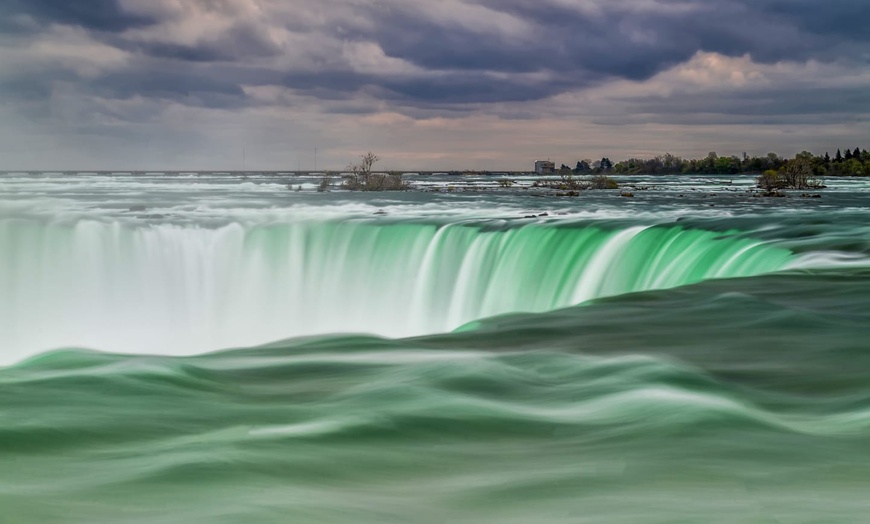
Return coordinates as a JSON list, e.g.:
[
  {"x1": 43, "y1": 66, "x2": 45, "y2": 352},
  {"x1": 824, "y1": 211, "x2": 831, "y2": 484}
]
[
  {"x1": 3, "y1": 146, "x2": 867, "y2": 178},
  {"x1": 0, "y1": 170, "x2": 862, "y2": 177}
]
